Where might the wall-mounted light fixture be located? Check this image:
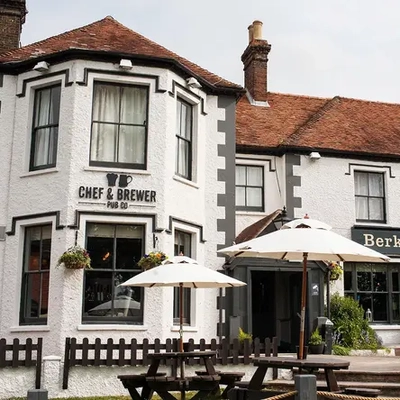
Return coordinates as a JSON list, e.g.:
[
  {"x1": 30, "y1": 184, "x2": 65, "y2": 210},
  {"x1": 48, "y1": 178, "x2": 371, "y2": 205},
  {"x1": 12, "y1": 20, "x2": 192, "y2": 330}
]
[
  {"x1": 119, "y1": 59, "x2": 133, "y2": 70},
  {"x1": 32, "y1": 61, "x2": 49, "y2": 72},
  {"x1": 186, "y1": 77, "x2": 202, "y2": 89},
  {"x1": 309, "y1": 151, "x2": 321, "y2": 160}
]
